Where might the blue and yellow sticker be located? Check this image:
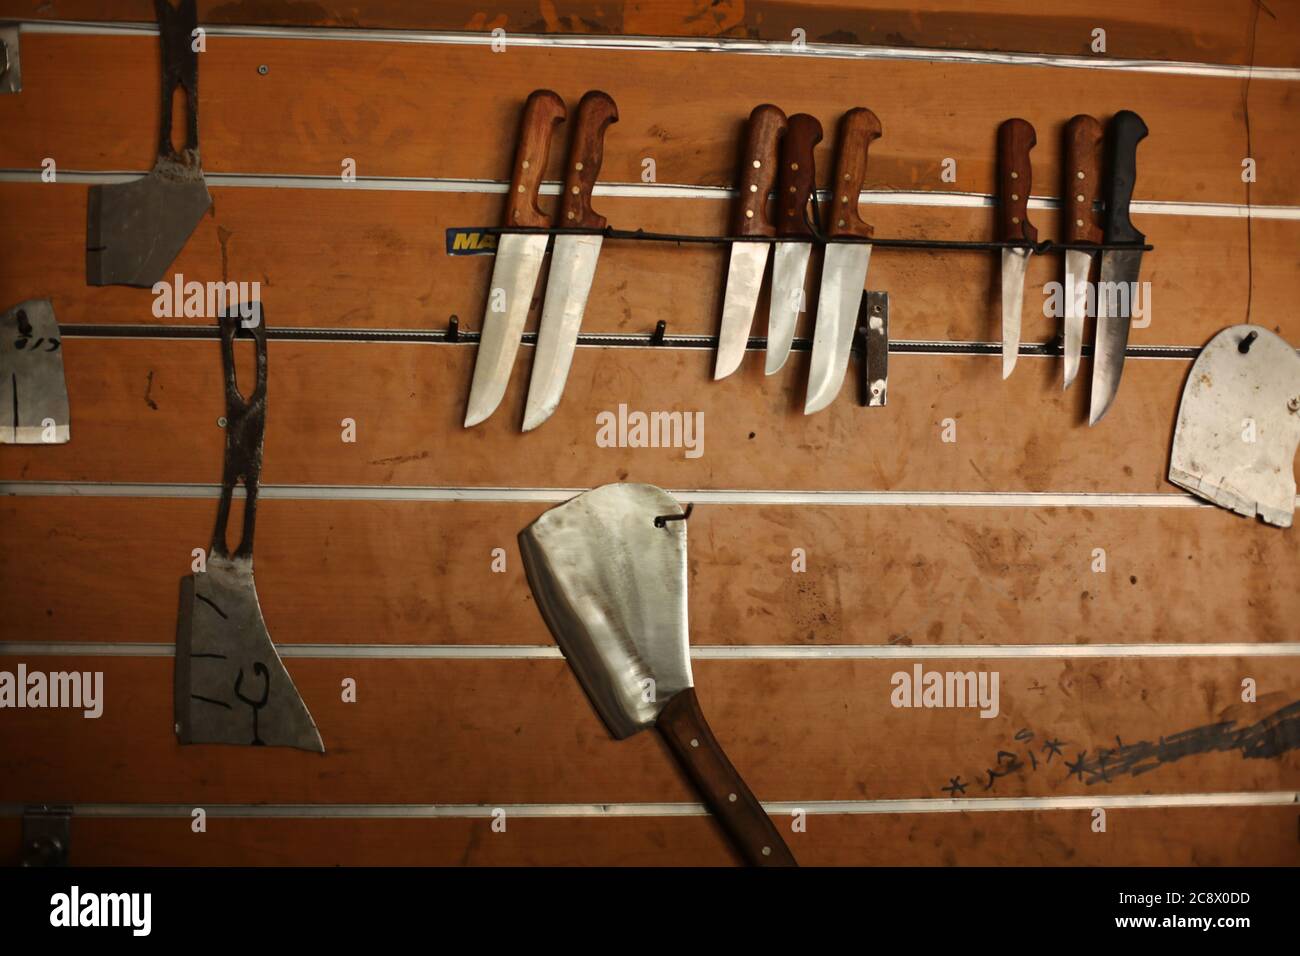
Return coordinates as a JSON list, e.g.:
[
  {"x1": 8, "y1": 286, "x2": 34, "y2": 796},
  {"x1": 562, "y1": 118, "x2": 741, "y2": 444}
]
[{"x1": 445, "y1": 228, "x2": 499, "y2": 256}]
